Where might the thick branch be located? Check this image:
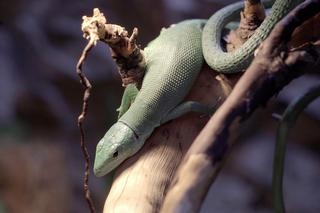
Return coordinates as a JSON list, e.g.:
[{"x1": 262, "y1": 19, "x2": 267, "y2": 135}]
[
  {"x1": 103, "y1": 66, "x2": 238, "y2": 213},
  {"x1": 161, "y1": 1, "x2": 320, "y2": 212}
]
